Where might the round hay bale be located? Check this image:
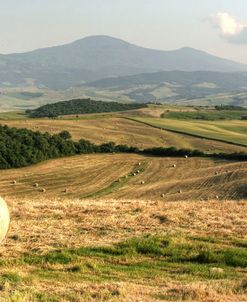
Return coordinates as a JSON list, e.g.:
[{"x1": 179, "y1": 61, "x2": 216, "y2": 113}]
[
  {"x1": 141, "y1": 181, "x2": 145, "y2": 185},
  {"x1": 138, "y1": 162, "x2": 141, "y2": 166},
  {"x1": 179, "y1": 189, "x2": 182, "y2": 194},
  {"x1": 172, "y1": 164, "x2": 176, "y2": 168},
  {"x1": 41, "y1": 188, "x2": 46, "y2": 193},
  {"x1": 215, "y1": 195, "x2": 219, "y2": 200},
  {"x1": 137, "y1": 170, "x2": 140, "y2": 174},
  {"x1": 12, "y1": 180, "x2": 17, "y2": 185},
  {"x1": 64, "y1": 188, "x2": 69, "y2": 193},
  {"x1": 210, "y1": 267, "x2": 224, "y2": 274},
  {"x1": 133, "y1": 173, "x2": 136, "y2": 176},
  {"x1": 185, "y1": 155, "x2": 188, "y2": 159},
  {"x1": 161, "y1": 194, "x2": 165, "y2": 198},
  {"x1": 0, "y1": 197, "x2": 10, "y2": 244},
  {"x1": 34, "y1": 183, "x2": 39, "y2": 187}
]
